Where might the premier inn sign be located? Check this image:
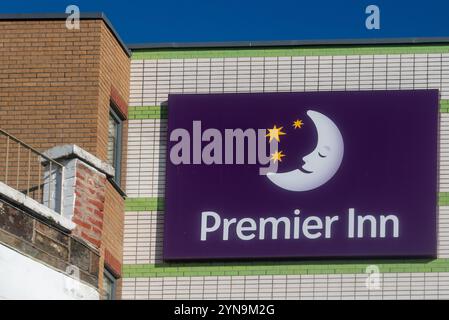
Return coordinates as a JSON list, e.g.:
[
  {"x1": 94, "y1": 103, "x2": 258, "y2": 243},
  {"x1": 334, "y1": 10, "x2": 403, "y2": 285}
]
[{"x1": 163, "y1": 90, "x2": 438, "y2": 261}]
